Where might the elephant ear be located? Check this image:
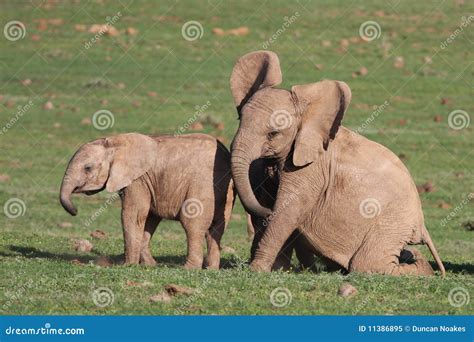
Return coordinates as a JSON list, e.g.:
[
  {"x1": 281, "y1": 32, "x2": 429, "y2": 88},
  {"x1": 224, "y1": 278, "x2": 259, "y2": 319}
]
[
  {"x1": 230, "y1": 50, "x2": 282, "y2": 112},
  {"x1": 291, "y1": 80, "x2": 351, "y2": 167},
  {"x1": 105, "y1": 133, "x2": 158, "y2": 192}
]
